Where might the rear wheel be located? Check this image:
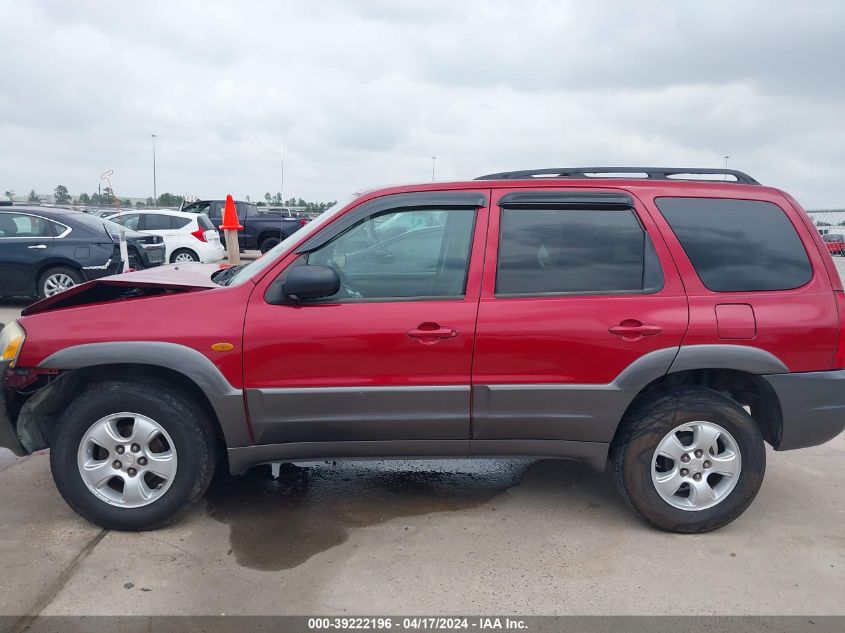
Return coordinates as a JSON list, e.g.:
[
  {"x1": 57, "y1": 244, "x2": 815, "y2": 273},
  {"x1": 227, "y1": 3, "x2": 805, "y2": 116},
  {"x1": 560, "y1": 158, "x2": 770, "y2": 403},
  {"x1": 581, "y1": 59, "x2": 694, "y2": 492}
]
[
  {"x1": 38, "y1": 266, "x2": 83, "y2": 299},
  {"x1": 611, "y1": 387, "x2": 766, "y2": 533},
  {"x1": 170, "y1": 248, "x2": 199, "y2": 263},
  {"x1": 259, "y1": 235, "x2": 281, "y2": 254},
  {"x1": 50, "y1": 380, "x2": 217, "y2": 530}
]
